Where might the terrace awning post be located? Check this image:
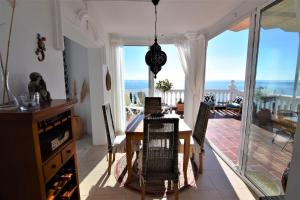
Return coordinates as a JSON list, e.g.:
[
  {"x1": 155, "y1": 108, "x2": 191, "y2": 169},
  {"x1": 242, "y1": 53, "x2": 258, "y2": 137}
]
[{"x1": 292, "y1": 33, "x2": 300, "y2": 111}]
